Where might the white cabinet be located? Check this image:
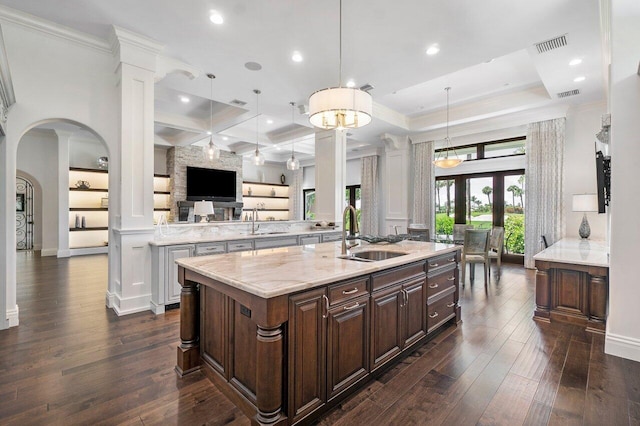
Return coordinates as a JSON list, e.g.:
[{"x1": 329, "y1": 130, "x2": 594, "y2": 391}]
[
  {"x1": 322, "y1": 232, "x2": 342, "y2": 242},
  {"x1": 255, "y1": 235, "x2": 299, "y2": 249},
  {"x1": 227, "y1": 240, "x2": 255, "y2": 253},
  {"x1": 166, "y1": 245, "x2": 195, "y2": 306},
  {"x1": 195, "y1": 242, "x2": 226, "y2": 256},
  {"x1": 299, "y1": 234, "x2": 321, "y2": 245}
]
